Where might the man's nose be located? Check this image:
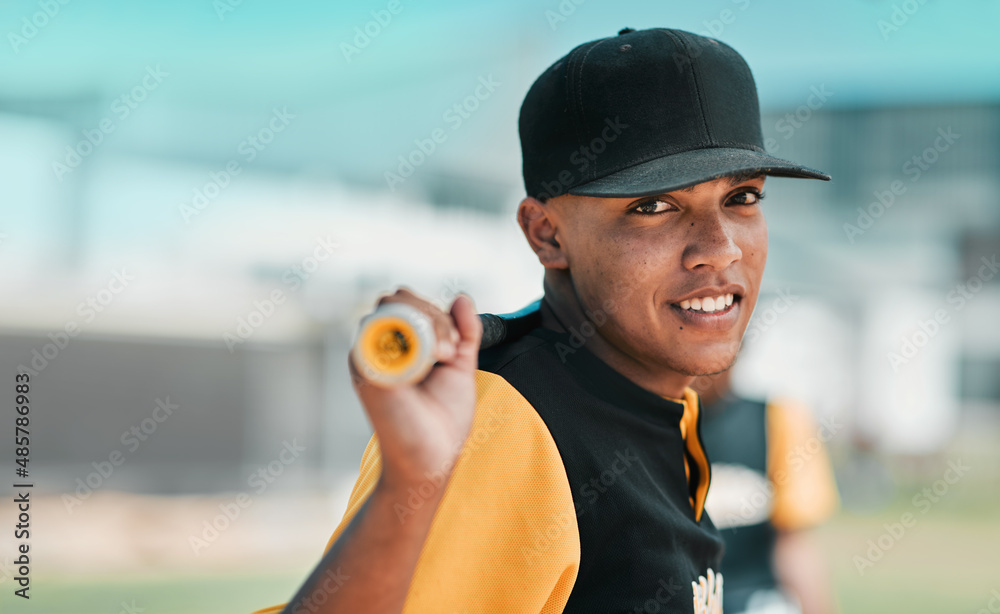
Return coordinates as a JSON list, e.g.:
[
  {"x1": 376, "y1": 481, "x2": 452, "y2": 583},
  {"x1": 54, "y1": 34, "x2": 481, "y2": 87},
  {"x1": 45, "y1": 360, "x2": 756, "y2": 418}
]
[{"x1": 680, "y1": 212, "x2": 742, "y2": 271}]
